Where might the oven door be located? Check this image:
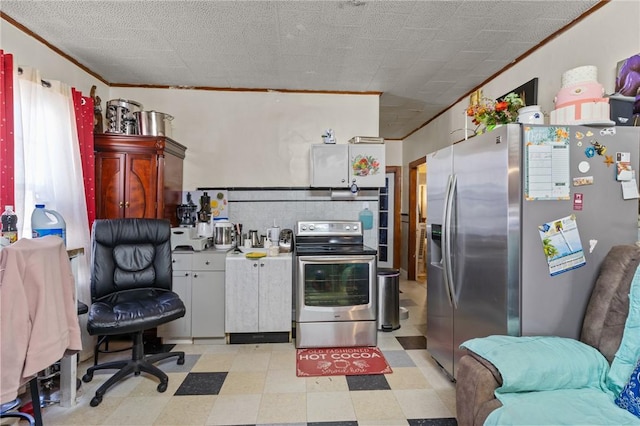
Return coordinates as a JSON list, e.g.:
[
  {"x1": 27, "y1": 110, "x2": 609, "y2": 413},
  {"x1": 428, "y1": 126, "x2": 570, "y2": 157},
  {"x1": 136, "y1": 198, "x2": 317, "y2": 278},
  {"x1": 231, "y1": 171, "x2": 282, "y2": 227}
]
[{"x1": 296, "y1": 255, "x2": 377, "y2": 323}]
